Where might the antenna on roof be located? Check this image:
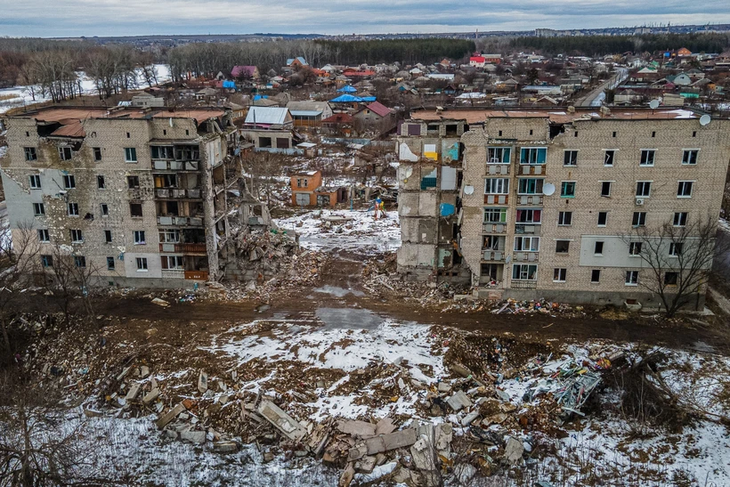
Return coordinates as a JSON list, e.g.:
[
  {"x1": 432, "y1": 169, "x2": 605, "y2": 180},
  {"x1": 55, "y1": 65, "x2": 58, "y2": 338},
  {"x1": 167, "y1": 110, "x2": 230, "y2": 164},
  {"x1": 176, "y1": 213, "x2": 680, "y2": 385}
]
[{"x1": 699, "y1": 114, "x2": 711, "y2": 126}]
